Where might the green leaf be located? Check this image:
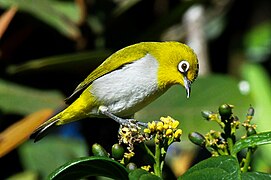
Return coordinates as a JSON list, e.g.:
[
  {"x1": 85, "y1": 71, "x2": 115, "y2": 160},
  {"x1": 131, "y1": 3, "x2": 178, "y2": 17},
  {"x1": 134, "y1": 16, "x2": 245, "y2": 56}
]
[
  {"x1": 232, "y1": 131, "x2": 271, "y2": 155},
  {"x1": 6, "y1": 50, "x2": 112, "y2": 75},
  {"x1": 241, "y1": 172, "x2": 271, "y2": 180},
  {"x1": 0, "y1": 0, "x2": 81, "y2": 38},
  {"x1": 49, "y1": 156, "x2": 128, "y2": 180},
  {"x1": 113, "y1": 0, "x2": 141, "y2": 16},
  {"x1": 0, "y1": 79, "x2": 63, "y2": 115},
  {"x1": 241, "y1": 63, "x2": 271, "y2": 133},
  {"x1": 19, "y1": 136, "x2": 88, "y2": 179},
  {"x1": 241, "y1": 63, "x2": 271, "y2": 171},
  {"x1": 129, "y1": 169, "x2": 162, "y2": 180},
  {"x1": 179, "y1": 156, "x2": 241, "y2": 180},
  {"x1": 243, "y1": 22, "x2": 271, "y2": 62}
]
